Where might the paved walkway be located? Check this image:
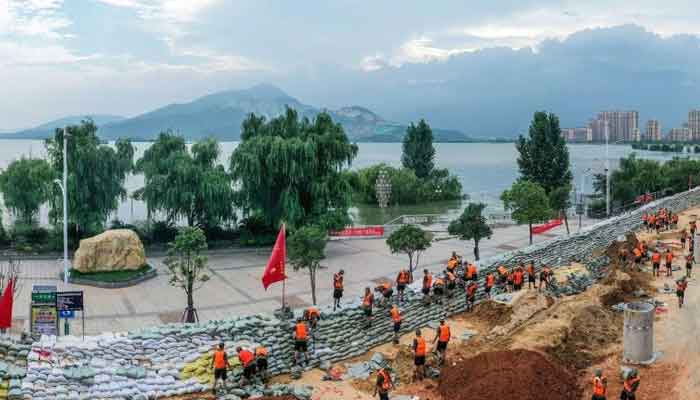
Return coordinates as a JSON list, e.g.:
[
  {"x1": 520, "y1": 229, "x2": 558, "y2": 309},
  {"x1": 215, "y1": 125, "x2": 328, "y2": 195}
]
[{"x1": 10, "y1": 217, "x2": 597, "y2": 335}]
